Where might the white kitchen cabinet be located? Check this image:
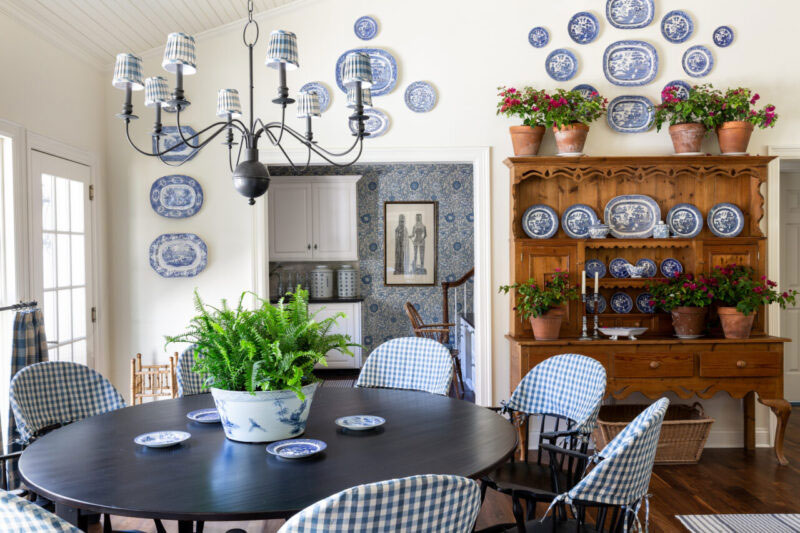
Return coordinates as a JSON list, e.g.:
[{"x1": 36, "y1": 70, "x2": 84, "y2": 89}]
[{"x1": 310, "y1": 302, "x2": 362, "y2": 369}]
